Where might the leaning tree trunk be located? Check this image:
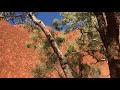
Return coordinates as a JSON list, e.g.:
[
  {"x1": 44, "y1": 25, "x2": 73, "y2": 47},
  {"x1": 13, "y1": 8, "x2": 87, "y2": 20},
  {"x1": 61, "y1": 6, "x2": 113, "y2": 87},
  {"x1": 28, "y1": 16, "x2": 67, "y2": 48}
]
[
  {"x1": 94, "y1": 12, "x2": 120, "y2": 78},
  {"x1": 28, "y1": 12, "x2": 74, "y2": 78}
]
